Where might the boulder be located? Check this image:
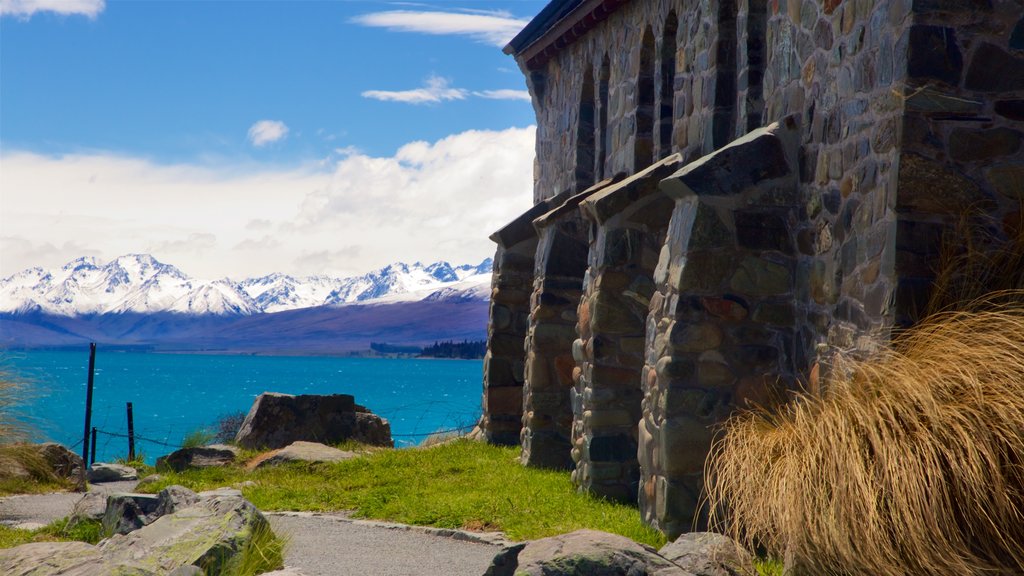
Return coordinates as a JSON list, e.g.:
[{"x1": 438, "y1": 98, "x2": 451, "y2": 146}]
[
  {"x1": 658, "y1": 533, "x2": 756, "y2": 576},
  {"x1": 99, "y1": 488, "x2": 269, "y2": 574},
  {"x1": 234, "y1": 392, "x2": 393, "y2": 450},
  {"x1": 0, "y1": 486, "x2": 274, "y2": 575},
  {"x1": 156, "y1": 444, "x2": 240, "y2": 472},
  {"x1": 87, "y1": 462, "x2": 138, "y2": 483},
  {"x1": 73, "y1": 491, "x2": 109, "y2": 521},
  {"x1": 37, "y1": 442, "x2": 84, "y2": 478},
  {"x1": 484, "y1": 529, "x2": 693, "y2": 576},
  {"x1": 135, "y1": 474, "x2": 163, "y2": 489},
  {"x1": 255, "y1": 441, "x2": 357, "y2": 468},
  {"x1": 102, "y1": 493, "x2": 162, "y2": 536}
]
